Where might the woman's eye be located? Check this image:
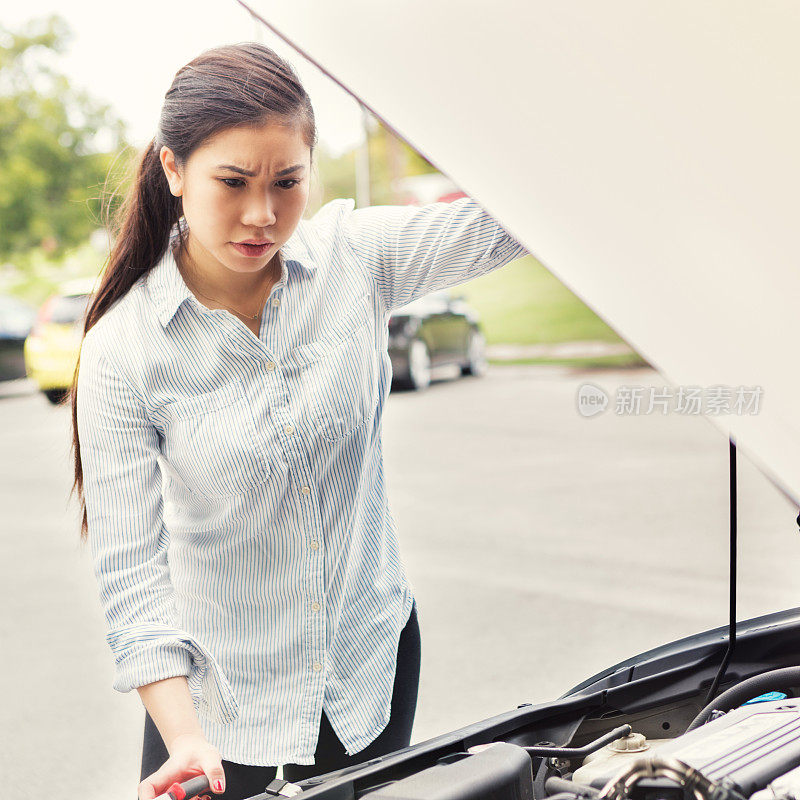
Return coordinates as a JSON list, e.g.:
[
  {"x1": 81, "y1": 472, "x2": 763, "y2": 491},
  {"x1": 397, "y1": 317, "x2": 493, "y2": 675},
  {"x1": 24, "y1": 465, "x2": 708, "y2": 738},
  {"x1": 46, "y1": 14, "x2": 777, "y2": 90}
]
[{"x1": 219, "y1": 177, "x2": 299, "y2": 189}]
